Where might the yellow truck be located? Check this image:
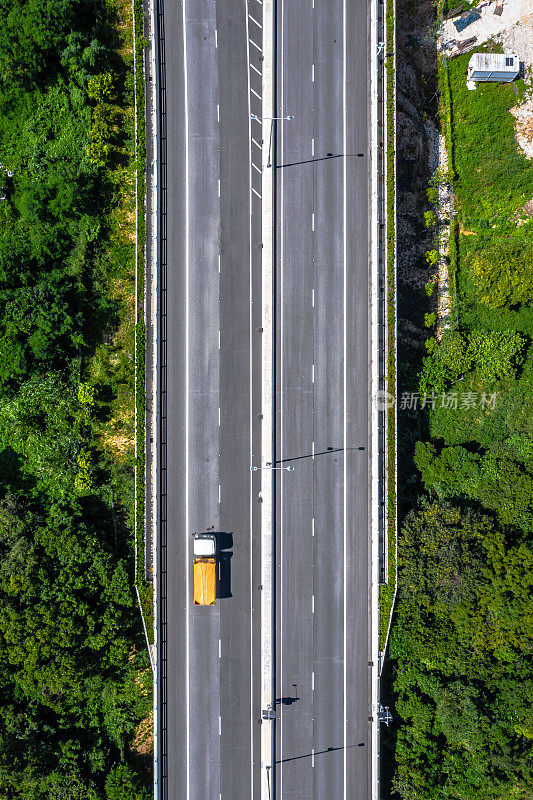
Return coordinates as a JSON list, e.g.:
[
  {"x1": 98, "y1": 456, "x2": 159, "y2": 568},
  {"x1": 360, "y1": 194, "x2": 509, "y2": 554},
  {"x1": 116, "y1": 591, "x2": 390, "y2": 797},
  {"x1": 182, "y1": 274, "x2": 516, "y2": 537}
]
[{"x1": 193, "y1": 534, "x2": 217, "y2": 606}]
